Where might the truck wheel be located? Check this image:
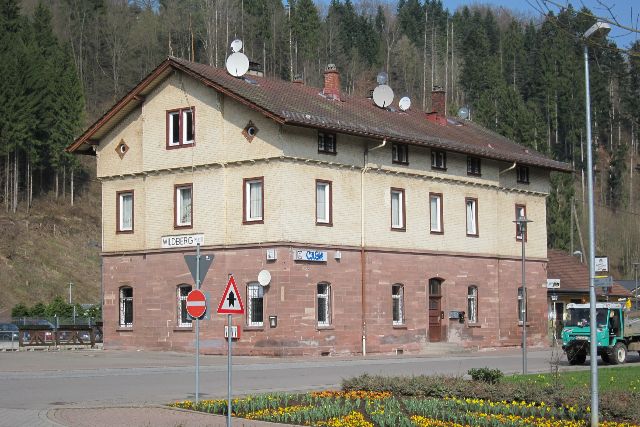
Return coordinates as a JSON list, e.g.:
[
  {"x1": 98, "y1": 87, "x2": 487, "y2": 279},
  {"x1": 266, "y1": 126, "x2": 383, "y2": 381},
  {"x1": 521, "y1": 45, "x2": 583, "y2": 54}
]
[
  {"x1": 601, "y1": 353, "x2": 610, "y2": 364},
  {"x1": 610, "y1": 342, "x2": 627, "y2": 365},
  {"x1": 568, "y1": 350, "x2": 587, "y2": 365}
]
